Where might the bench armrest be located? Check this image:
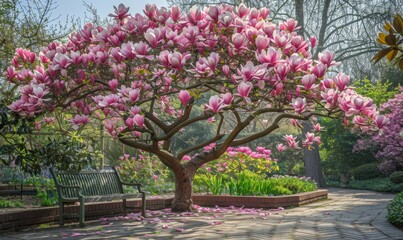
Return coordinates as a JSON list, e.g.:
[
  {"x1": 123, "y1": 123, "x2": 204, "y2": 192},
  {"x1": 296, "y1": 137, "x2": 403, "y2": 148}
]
[{"x1": 120, "y1": 182, "x2": 144, "y2": 193}]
